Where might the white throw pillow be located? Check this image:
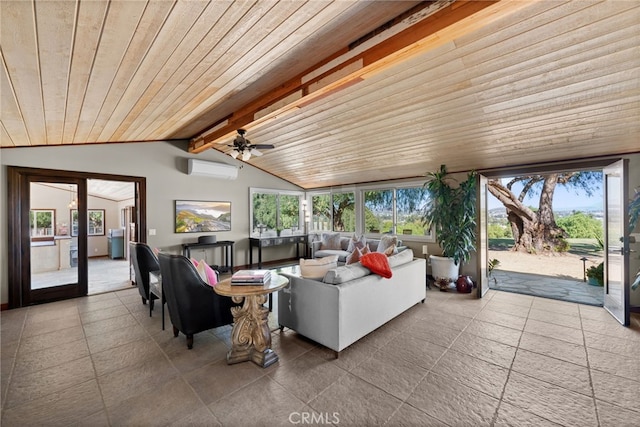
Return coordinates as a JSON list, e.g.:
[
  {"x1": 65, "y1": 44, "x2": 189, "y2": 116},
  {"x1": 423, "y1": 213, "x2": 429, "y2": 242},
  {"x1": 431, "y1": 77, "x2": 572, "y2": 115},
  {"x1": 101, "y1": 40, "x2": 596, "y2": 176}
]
[
  {"x1": 346, "y1": 234, "x2": 367, "y2": 252},
  {"x1": 300, "y1": 255, "x2": 339, "y2": 279},
  {"x1": 376, "y1": 235, "x2": 398, "y2": 253}
]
